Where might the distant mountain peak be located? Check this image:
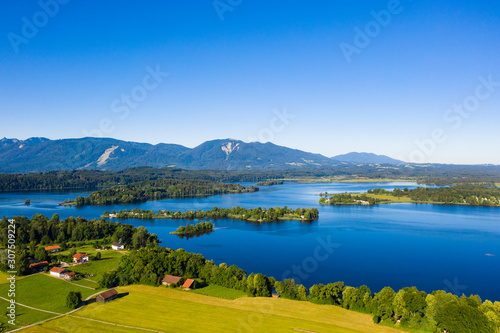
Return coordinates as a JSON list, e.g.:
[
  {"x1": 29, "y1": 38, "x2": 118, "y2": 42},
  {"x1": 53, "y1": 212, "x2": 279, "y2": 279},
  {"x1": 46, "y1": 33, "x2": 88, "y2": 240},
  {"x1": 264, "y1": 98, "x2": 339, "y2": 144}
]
[{"x1": 332, "y1": 152, "x2": 404, "y2": 165}]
